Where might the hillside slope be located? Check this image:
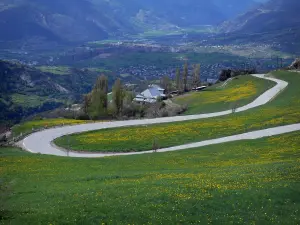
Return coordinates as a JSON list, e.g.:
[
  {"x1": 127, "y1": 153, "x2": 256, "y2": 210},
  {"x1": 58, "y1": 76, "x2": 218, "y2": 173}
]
[
  {"x1": 221, "y1": 0, "x2": 300, "y2": 33},
  {"x1": 218, "y1": 0, "x2": 300, "y2": 53},
  {"x1": 0, "y1": 60, "x2": 106, "y2": 124}
]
